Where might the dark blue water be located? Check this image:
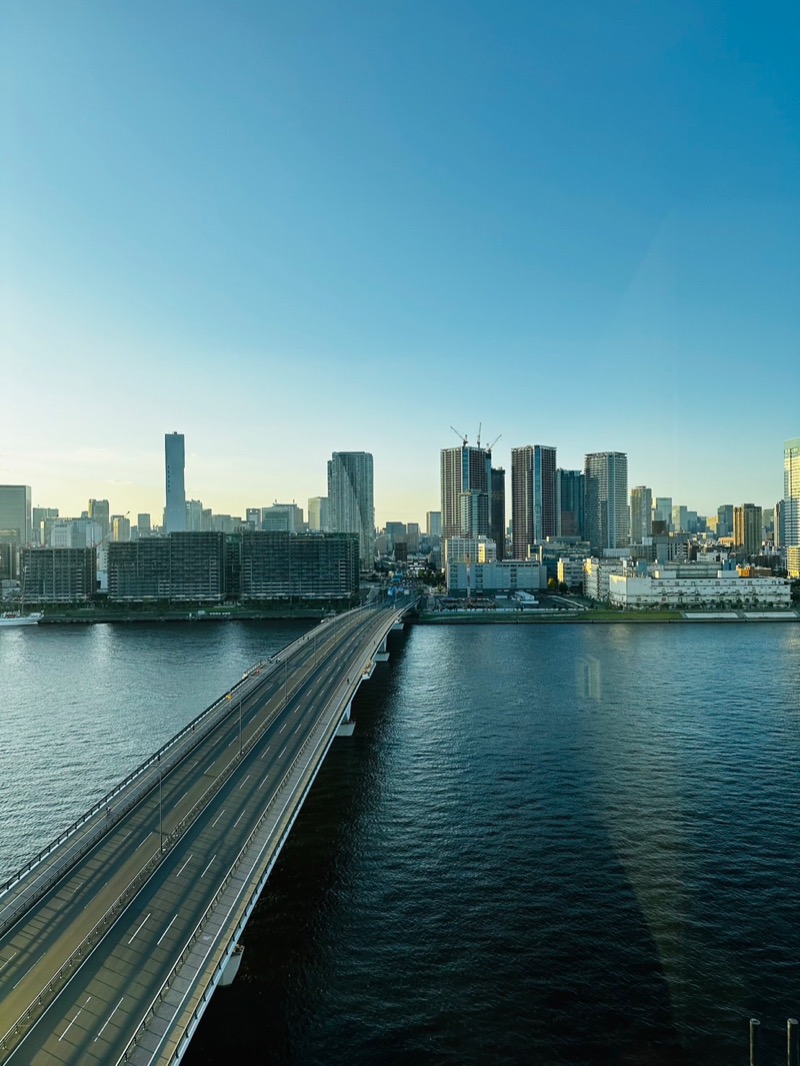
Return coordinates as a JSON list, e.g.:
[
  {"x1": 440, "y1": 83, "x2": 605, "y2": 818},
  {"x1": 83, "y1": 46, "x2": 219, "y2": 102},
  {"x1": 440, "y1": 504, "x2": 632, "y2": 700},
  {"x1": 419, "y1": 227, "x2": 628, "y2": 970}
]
[{"x1": 2, "y1": 621, "x2": 799, "y2": 1063}]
